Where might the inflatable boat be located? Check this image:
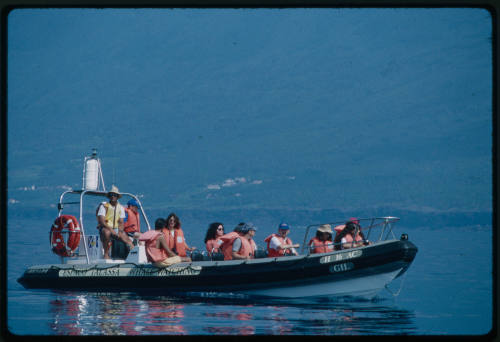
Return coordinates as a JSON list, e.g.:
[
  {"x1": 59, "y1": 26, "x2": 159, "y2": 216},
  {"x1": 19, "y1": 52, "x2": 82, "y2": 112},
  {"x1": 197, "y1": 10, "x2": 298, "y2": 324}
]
[{"x1": 18, "y1": 151, "x2": 418, "y2": 299}]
